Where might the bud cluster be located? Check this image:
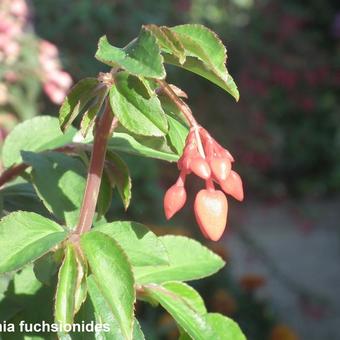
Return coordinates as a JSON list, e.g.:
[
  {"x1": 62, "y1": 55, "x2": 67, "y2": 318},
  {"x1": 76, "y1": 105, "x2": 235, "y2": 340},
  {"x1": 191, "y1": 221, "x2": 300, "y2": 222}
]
[{"x1": 164, "y1": 126, "x2": 243, "y2": 241}]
